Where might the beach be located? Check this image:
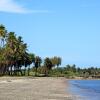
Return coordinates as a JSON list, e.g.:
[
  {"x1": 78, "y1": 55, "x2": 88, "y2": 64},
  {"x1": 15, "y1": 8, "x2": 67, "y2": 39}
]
[
  {"x1": 0, "y1": 77, "x2": 79, "y2": 100},
  {"x1": 0, "y1": 77, "x2": 77, "y2": 100}
]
